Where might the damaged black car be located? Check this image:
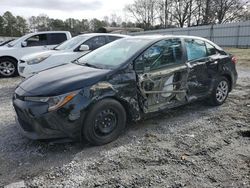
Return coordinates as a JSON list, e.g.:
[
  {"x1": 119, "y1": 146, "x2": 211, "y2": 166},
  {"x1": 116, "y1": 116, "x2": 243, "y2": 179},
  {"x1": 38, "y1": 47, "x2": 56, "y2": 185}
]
[{"x1": 13, "y1": 35, "x2": 237, "y2": 145}]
